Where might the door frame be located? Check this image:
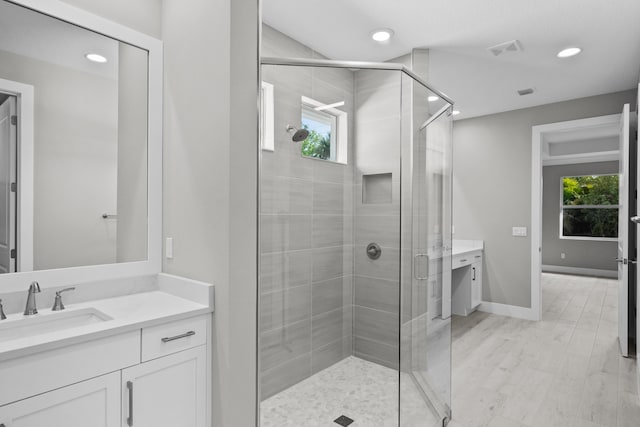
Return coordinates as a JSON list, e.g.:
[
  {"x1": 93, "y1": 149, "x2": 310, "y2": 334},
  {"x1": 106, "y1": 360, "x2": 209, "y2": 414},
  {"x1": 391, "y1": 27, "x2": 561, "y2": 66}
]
[
  {"x1": 0, "y1": 78, "x2": 34, "y2": 272},
  {"x1": 531, "y1": 113, "x2": 623, "y2": 322}
]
